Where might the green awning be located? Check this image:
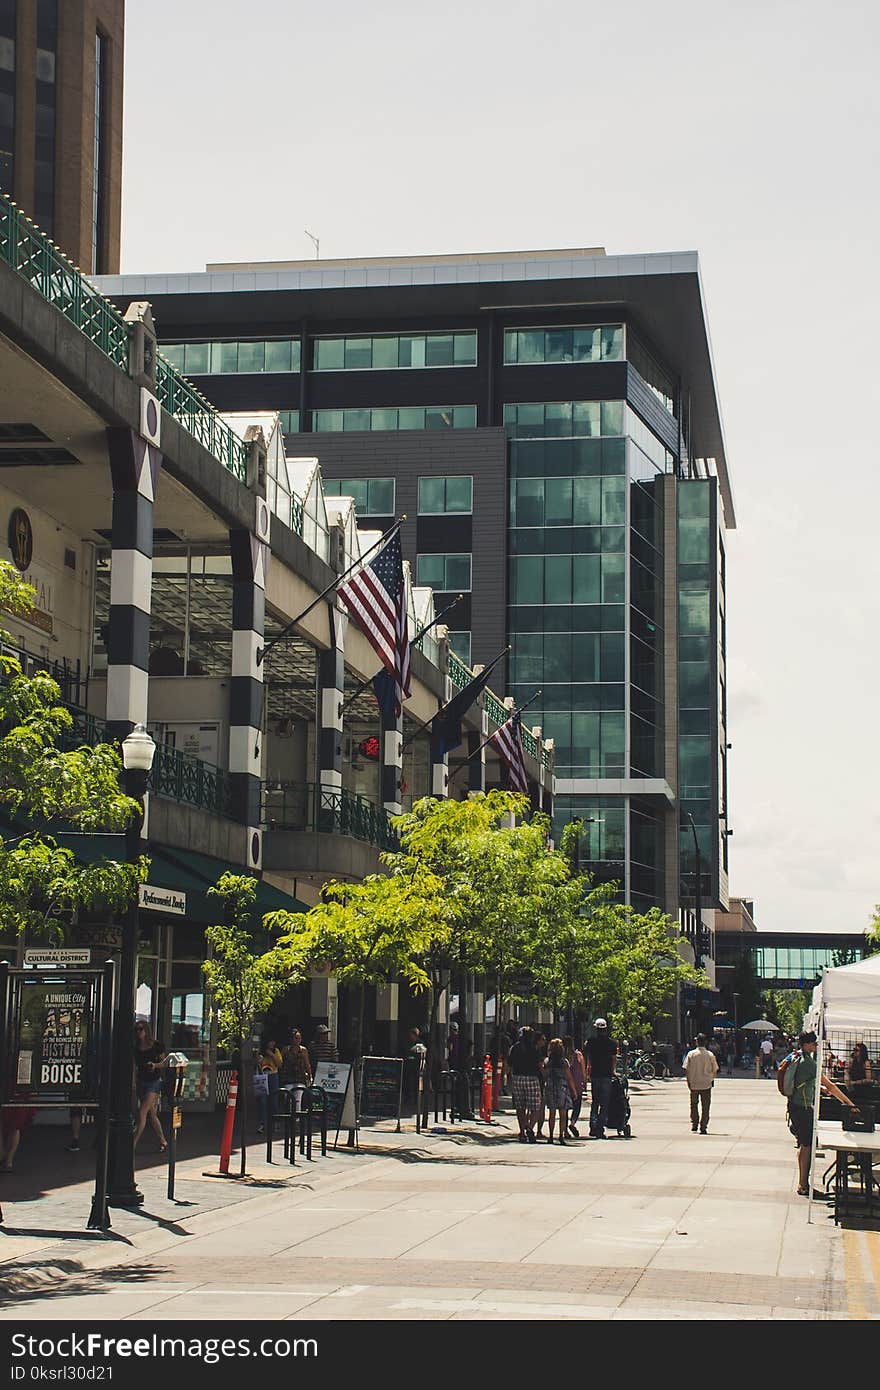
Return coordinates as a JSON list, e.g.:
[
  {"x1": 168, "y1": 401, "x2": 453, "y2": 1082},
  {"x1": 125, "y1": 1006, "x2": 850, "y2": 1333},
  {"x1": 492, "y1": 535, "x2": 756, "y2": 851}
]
[{"x1": 53, "y1": 833, "x2": 308, "y2": 924}]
